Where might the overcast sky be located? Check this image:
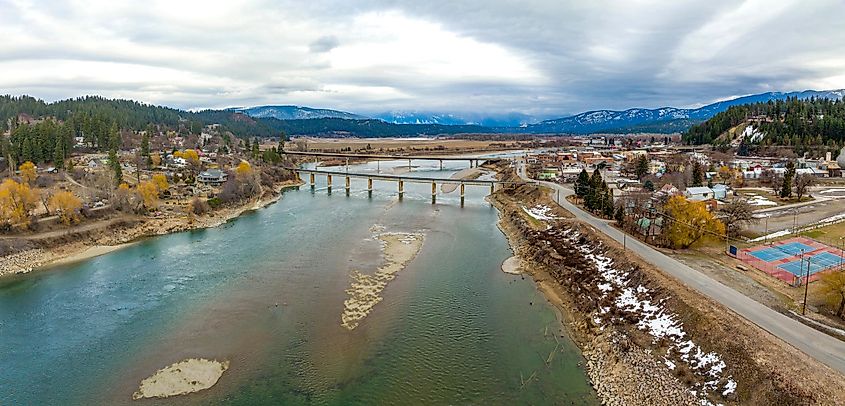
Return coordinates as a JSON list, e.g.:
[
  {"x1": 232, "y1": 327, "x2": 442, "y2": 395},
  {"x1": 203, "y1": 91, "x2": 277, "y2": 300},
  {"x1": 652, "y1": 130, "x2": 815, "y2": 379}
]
[{"x1": 2, "y1": 0, "x2": 844, "y2": 117}]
